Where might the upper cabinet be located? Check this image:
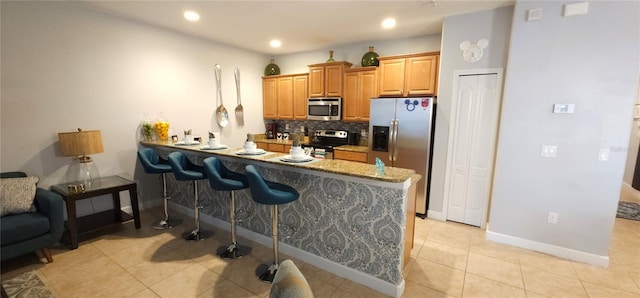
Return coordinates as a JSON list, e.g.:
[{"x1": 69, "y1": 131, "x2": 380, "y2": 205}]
[
  {"x1": 343, "y1": 67, "x2": 377, "y2": 122},
  {"x1": 263, "y1": 73, "x2": 308, "y2": 120},
  {"x1": 378, "y1": 52, "x2": 439, "y2": 97},
  {"x1": 308, "y1": 61, "x2": 353, "y2": 97},
  {"x1": 262, "y1": 77, "x2": 278, "y2": 119},
  {"x1": 292, "y1": 75, "x2": 309, "y2": 120}
]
